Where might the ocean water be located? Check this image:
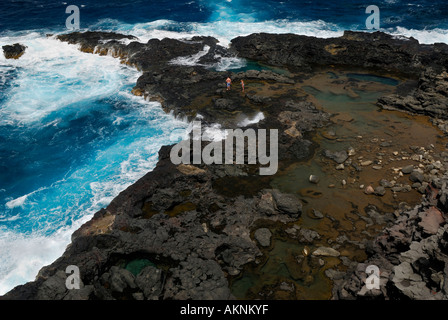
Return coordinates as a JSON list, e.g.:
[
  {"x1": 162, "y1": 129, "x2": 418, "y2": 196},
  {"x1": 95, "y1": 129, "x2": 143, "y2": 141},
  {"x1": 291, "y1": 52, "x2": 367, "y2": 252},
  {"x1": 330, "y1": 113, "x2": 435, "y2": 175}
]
[{"x1": 0, "y1": 0, "x2": 447, "y2": 295}]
